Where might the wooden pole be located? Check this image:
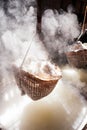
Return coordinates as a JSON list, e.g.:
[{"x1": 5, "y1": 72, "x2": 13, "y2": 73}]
[{"x1": 81, "y1": 5, "x2": 87, "y2": 33}]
